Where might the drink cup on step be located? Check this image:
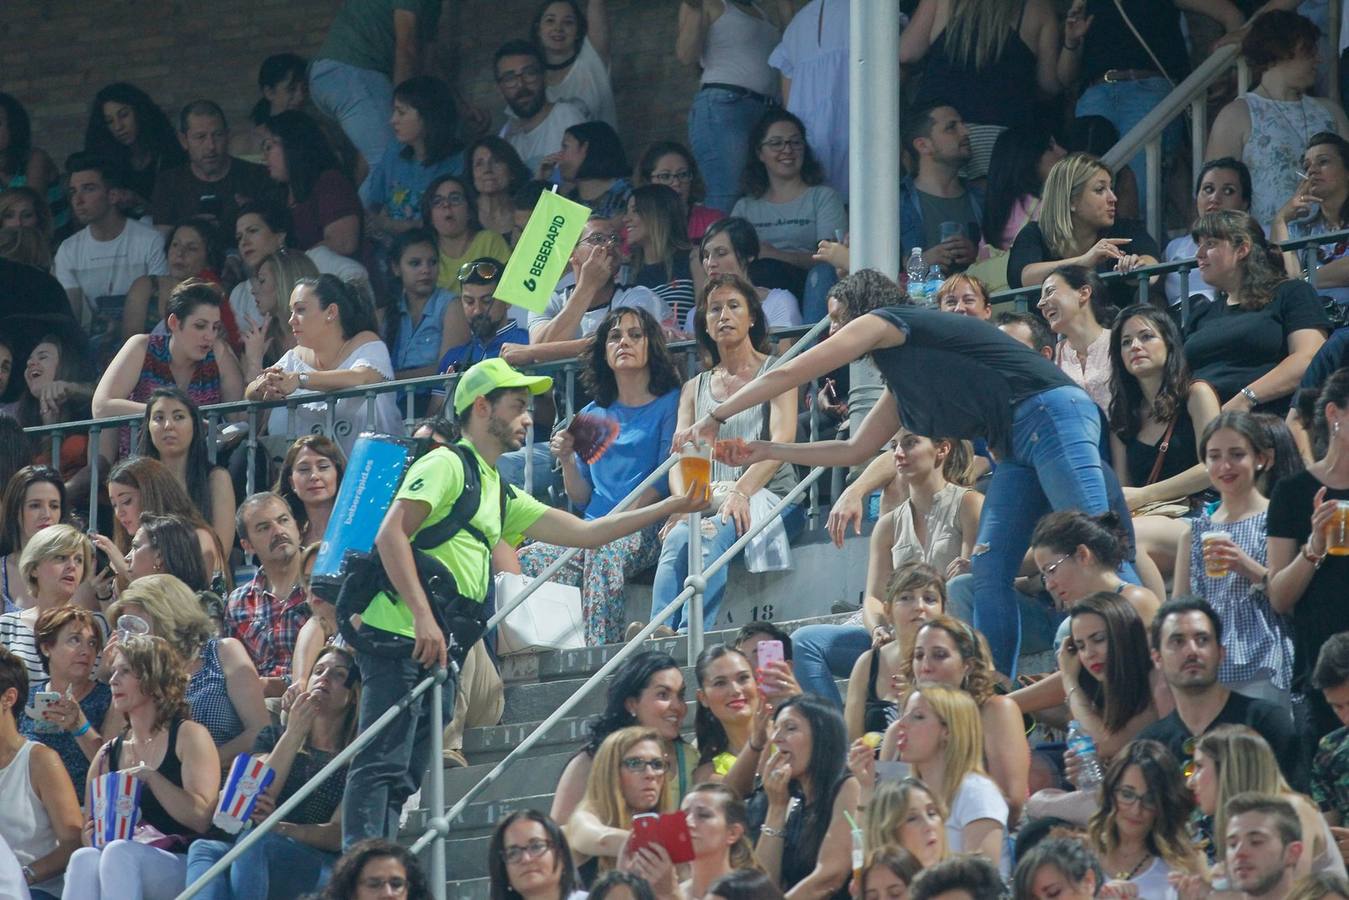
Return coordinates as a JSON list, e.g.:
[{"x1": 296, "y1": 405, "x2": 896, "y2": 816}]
[
  {"x1": 92, "y1": 771, "x2": 143, "y2": 848},
  {"x1": 1326, "y1": 501, "x2": 1349, "y2": 556},
  {"x1": 678, "y1": 440, "x2": 712, "y2": 493},
  {"x1": 213, "y1": 754, "x2": 277, "y2": 834},
  {"x1": 1201, "y1": 531, "x2": 1231, "y2": 577}
]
